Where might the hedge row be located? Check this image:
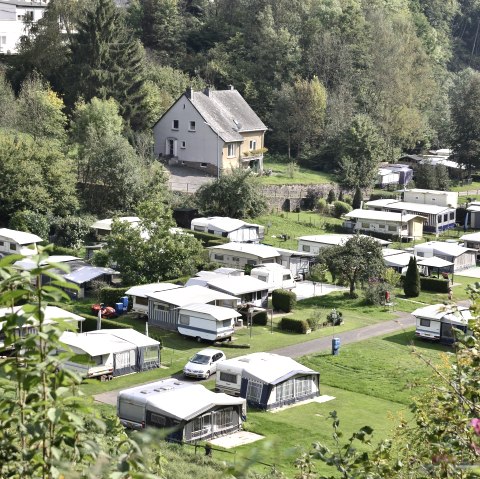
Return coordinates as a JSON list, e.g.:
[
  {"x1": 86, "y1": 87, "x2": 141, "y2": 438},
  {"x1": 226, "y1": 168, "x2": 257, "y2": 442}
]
[
  {"x1": 82, "y1": 316, "x2": 133, "y2": 332},
  {"x1": 272, "y1": 289, "x2": 297, "y2": 313},
  {"x1": 189, "y1": 230, "x2": 230, "y2": 247},
  {"x1": 279, "y1": 317, "x2": 308, "y2": 334},
  {"x1": 420, "y1": 277, "x2": 450, "y2": 293},
  {"x1": 99, "y1": 287, "x2": 130, "y2": 307}
]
